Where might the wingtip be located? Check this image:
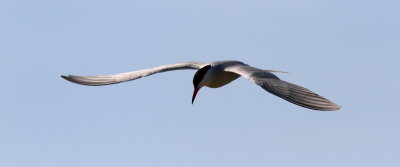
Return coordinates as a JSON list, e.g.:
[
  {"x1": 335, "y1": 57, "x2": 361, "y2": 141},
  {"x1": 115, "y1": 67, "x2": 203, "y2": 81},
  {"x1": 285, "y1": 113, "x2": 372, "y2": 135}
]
[
  {"x1": 329, "y1": 101, "x2": 342, "y2": 111},
  {"x1": 60, "y1": 75, "x2": 86, "y2": 85},
  {"x1": 61, "y1": 75, "x2": 74, "y2": 82},
  {"x1": 321, "y1": 103, "x2": 341, "y2": 111},
  {"x1": 333, "y1": 104, "x2": 342, "y2": 111}
]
